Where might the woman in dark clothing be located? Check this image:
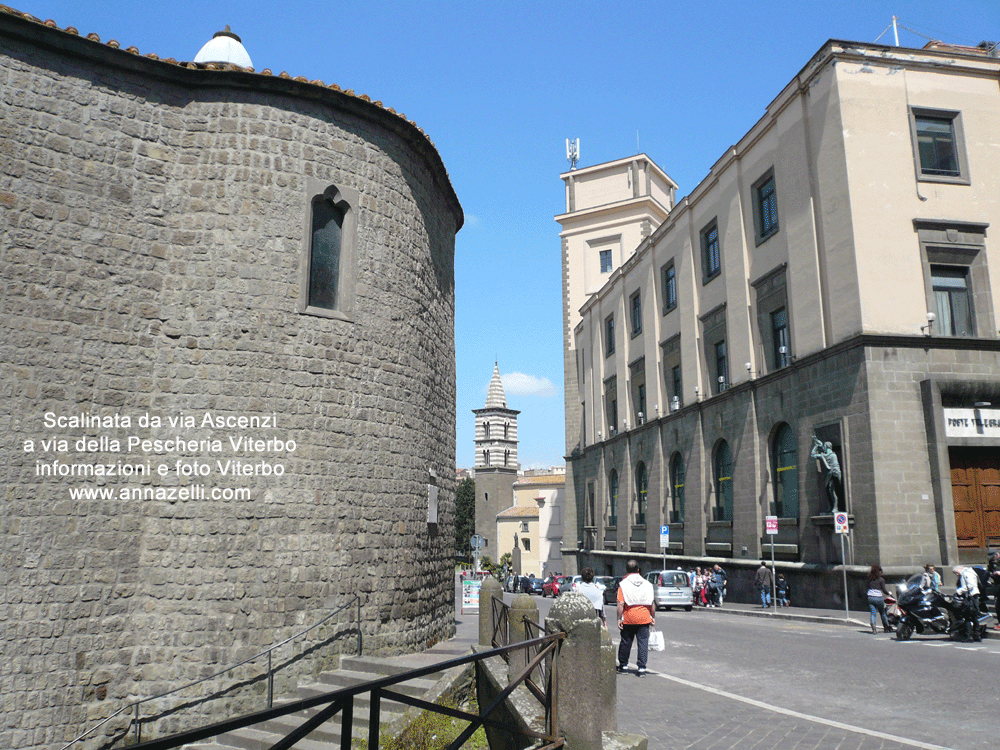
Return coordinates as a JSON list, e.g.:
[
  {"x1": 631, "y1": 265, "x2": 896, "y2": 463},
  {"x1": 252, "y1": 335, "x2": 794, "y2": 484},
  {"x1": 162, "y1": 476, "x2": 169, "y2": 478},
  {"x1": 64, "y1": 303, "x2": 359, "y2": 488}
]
[{"x1": 865, "y1": 565, "x2": 893, "y2": 635}]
